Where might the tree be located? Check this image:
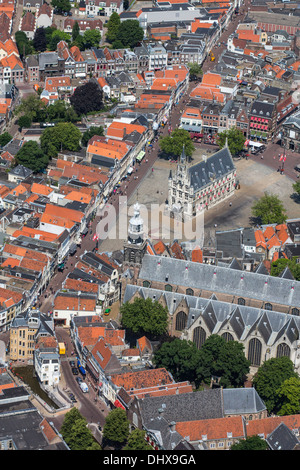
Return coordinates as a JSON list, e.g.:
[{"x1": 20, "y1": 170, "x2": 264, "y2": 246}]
[
  {"x1": 0, "y1": 132, "x2": 12, "y2": 147},
  {"x1": 159, "y1": 128, "x2": 195, "y2": 159},
  {"x1": 18, "y1": 115, "x2": 32, "y2": 129},
  {"x1": 188, "y1": 63, "x2": 203, "y2": 81},
  {"x1": 72, "y1": 21, "x2": 80, "y2": 41},
  {"x1": 70, "y1": 81, "x2": 103, "y2": 116},
  {"x1": 33, "y1": 27, "x2": 47, "y2": 52},
  {"x1": 46, "y1": 100, "x2": 79, "y2": 123},
  {"x1": 123, "y1": 429, "x2": 152, "y2": 451},
  {"x1": 292, "y1": 180, "x2": 300, "y2": 196},
  {"x1": 251, "y1": 192, "x2": 287, "y2": 225},
  {"x1": 60, "y1": 407, "x2": 101, "y2": 450},
  {"x1": 51, "y1": 0, "x2": 71, "y2": 13},
  {"x1": 106, "y1": 12, "x2": 121, "y2": 44},
  {"x1": 153, "y1": 338, "x2": 201, "y2": 384},
  {"x1": 217, "y1": 127, "x2": 245, "y2": 156},
  {"x1": 115, "y1": 19, "x2": 144, "y2": 49},
  {"x1": 15, "y1": 141, "x2": 49, "y2": 173},
  {"x1": 270, "y1": 257, "x2": 300, "y2": 281},
  {"x1": 196, "y1": 334, "x2": 250, "y2": 388},
  {"x1": 103, "y1": 408, "x2": 130, "y2": 446},
  {"x1": 40, "y1": 122, "x2": 82, "y2": 158},
  {"x1": 81, "y1": 126, "x2": 104, "y2": 147},
  {"x1": 276, "y1": 376, "x2": 300, "y2": 416},
  {"x1": 252, "y1": 356, "x2": 298, "y2": 414},
  {"x1": 48, "y1": 29, "x2": 71, "y2": 50},
  {"x1": 15, "y1": 31, "x2": 32, "y2": 58},
  {"x1": 120, "y1": 297, "x2": 169, "y2": 337},
  {"x1": 60, "y1": 407, "x2": 85, "y2": 439},
  {"x1": 82, "y1": 29, "x2": 101, "y2": 49},
  {"x1": 16, "y1": 95, "x2": 47, "y2": 122},
  {"x1": 231, "y1": 435, "x2": 268, "y2": 451}
]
